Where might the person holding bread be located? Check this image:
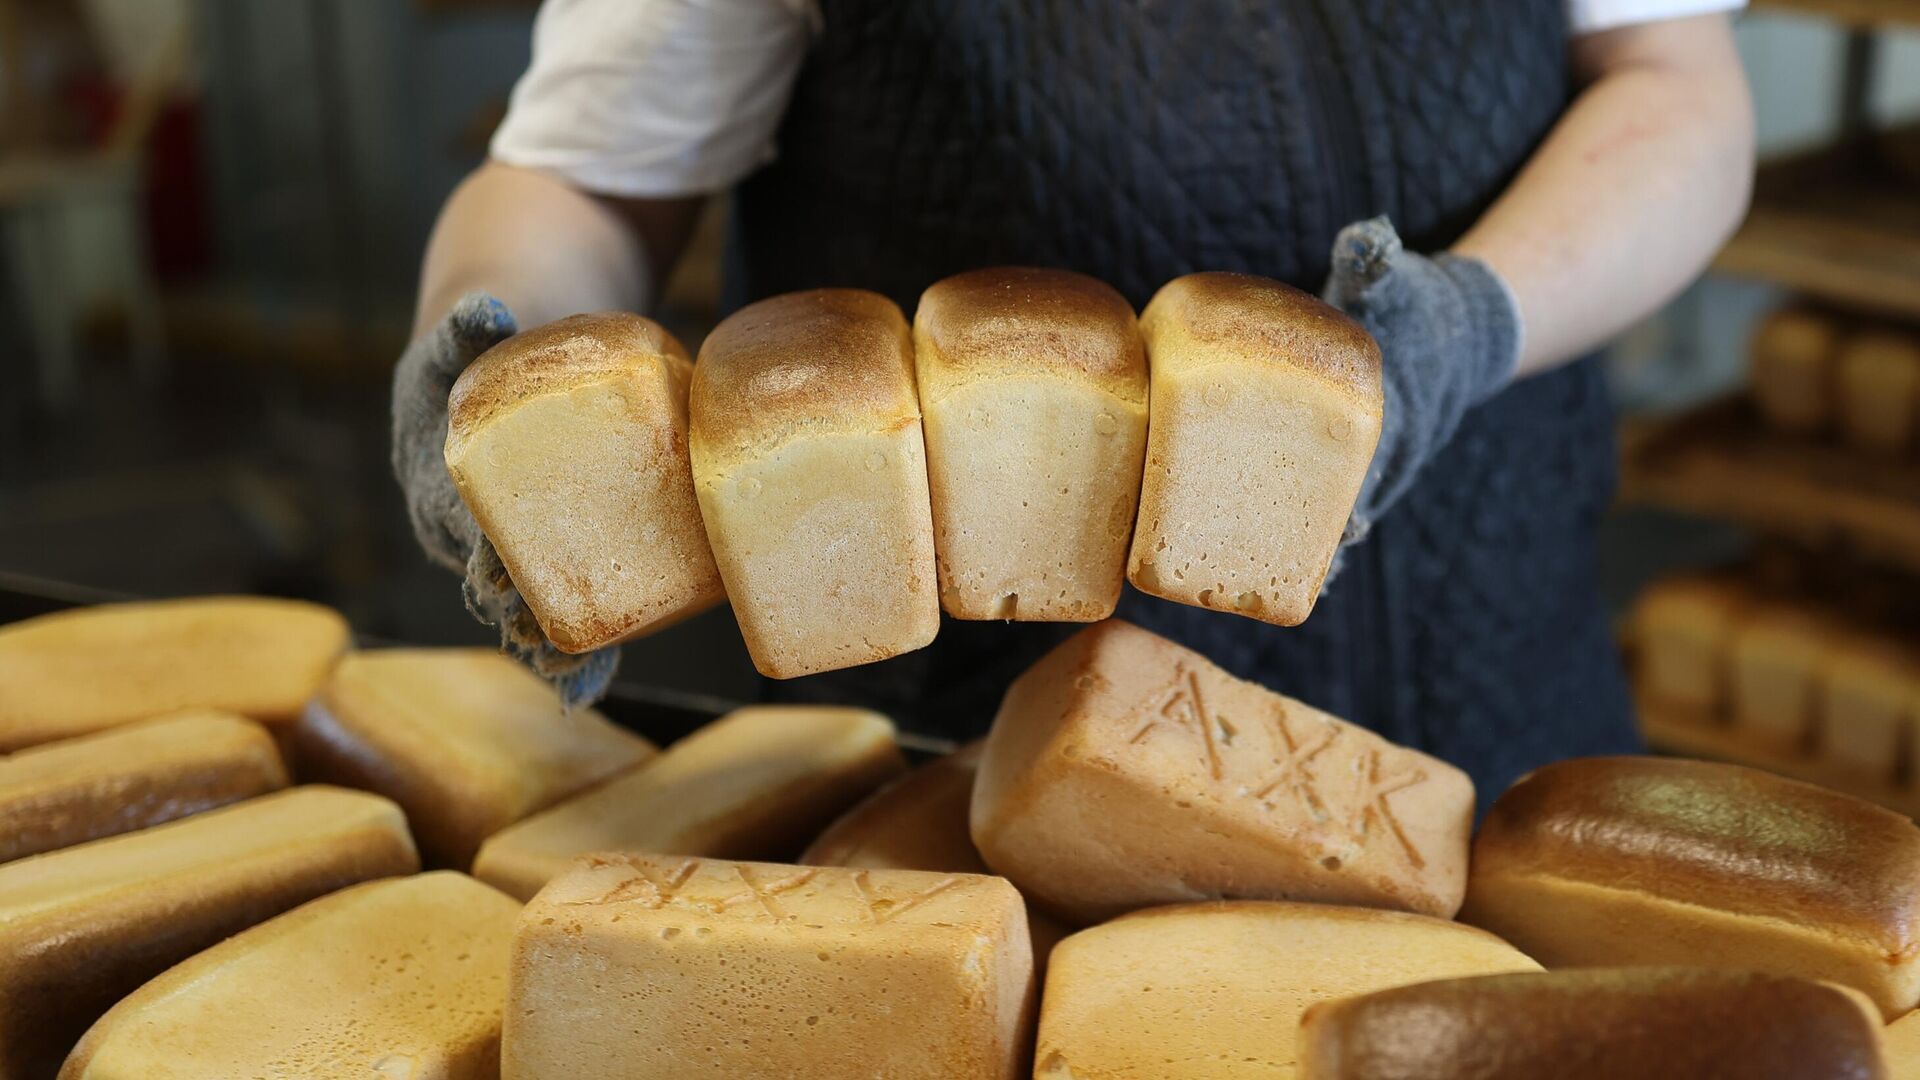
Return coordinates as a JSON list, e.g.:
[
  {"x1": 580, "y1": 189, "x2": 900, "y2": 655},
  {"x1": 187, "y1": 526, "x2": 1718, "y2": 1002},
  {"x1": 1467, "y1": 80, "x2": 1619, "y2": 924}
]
[{"x1": 394, "y1": 0, "x2": 1754, "y2": 799}]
